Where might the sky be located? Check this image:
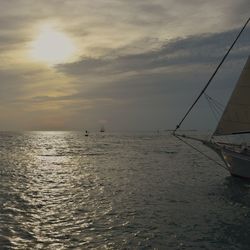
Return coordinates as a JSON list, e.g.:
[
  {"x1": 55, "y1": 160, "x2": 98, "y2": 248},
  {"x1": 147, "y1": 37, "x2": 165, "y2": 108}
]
[{"x1": 0, "y1": 0, "x2": 249, "y2": 131}]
